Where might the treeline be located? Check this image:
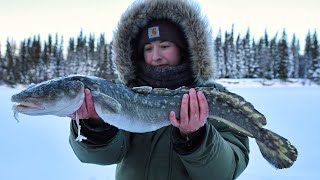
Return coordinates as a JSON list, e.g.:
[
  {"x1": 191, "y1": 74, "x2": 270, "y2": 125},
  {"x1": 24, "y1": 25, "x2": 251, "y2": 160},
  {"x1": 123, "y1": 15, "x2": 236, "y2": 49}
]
[
  {"x1": 0, "y1": 28, "x2": 319, "y2": 85},
  {"x1": 215, "y1": 27, "x2": 319, "y2": 83},
  {"x1": 0, "y1": 31, "x2": 115, "y2": 85}
]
